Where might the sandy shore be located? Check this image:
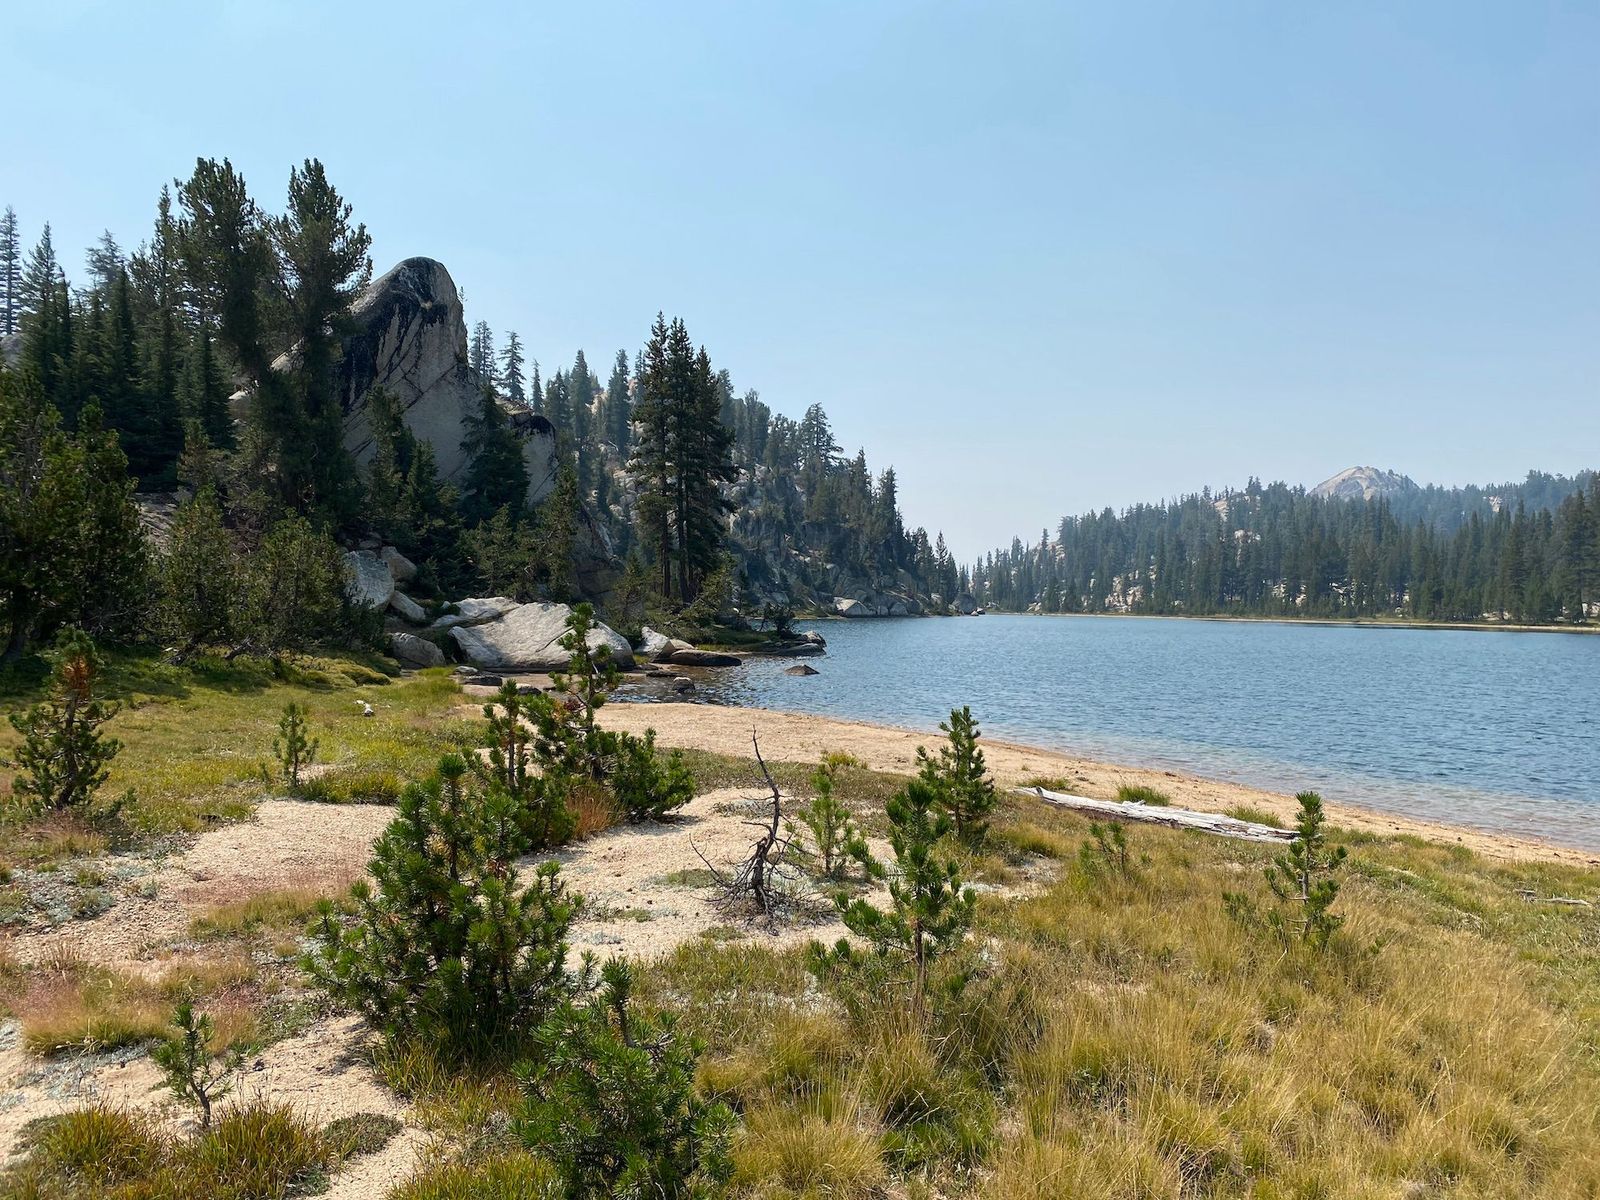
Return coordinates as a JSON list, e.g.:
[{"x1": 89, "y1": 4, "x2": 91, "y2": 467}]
[{"x1": 597, "y1": 701, "x2": 1600, "y2": 869}]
